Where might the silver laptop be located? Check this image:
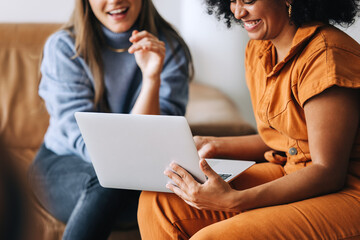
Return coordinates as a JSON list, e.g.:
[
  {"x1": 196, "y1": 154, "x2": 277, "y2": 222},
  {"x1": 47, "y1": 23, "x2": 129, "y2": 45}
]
[{"x1": 75, "y1": 112, "x2": 255, "y2": 192}]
